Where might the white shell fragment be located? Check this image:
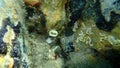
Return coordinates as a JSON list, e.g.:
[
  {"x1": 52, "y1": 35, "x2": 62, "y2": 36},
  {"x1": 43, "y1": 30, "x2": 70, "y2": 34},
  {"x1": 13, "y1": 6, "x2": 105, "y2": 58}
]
[
  {"x1": 46, "y1": 37, "x2": 53, "y2": 44},
  {"x1": 49, "y1": 29, "x2": 58, "y2": 37}
]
